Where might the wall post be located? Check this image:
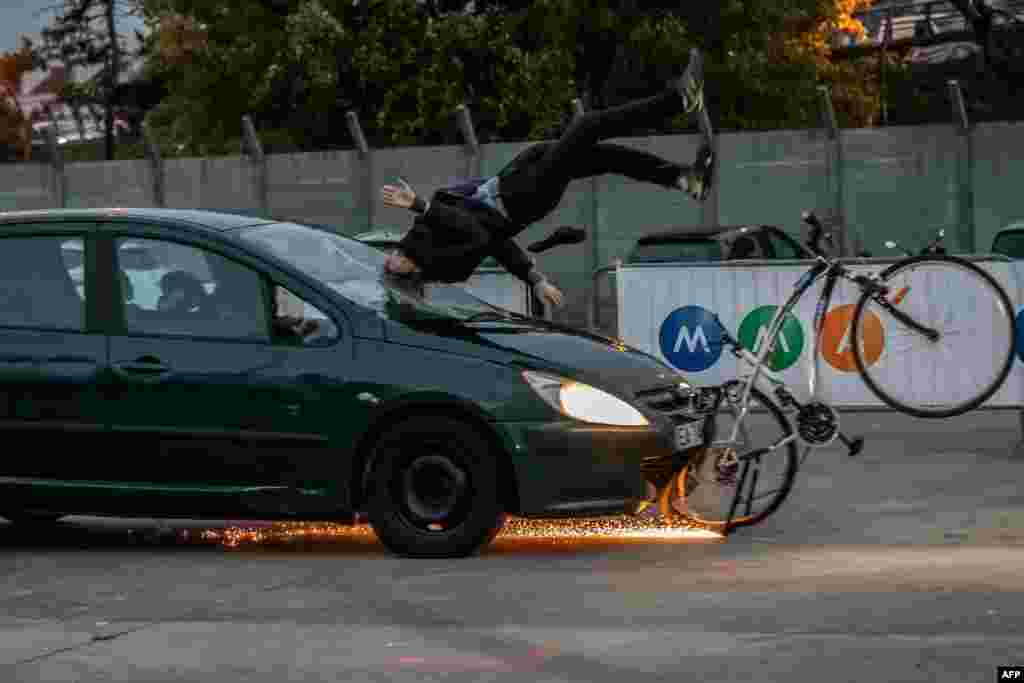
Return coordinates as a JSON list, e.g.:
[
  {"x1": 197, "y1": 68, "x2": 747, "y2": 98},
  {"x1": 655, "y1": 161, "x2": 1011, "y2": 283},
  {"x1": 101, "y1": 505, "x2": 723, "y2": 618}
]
[
  {"x1": 241, "y1": 115, "x2": 269, "y2": 216},
  {"x1": 346, "y1": 110, "x2": 372, "y2": 234},
  {"x1": 947, "y1": 79, "x2": 975, "y2": 253},
  {"x1": 455, "y1": 104, "x2": 481, "y2": 179},
  {"x1": 573, "y1": 97, "x2": 601, "y2": 330},
  {"x1": 141, "y1": 122, "x2": 165, "y2": 208},
  {"x1": 45, "y1": 113, "x2": 66, "y2": 208},
  {"x1": 818, "y1": 85, "x2": 852, "y2": 256}
]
